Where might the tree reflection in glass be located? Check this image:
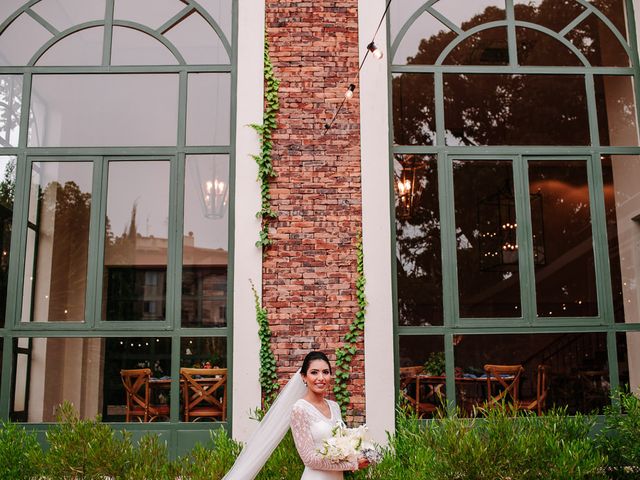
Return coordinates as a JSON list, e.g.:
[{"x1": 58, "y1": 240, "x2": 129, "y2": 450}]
[{"x1": 395, "y1": 155, "x2": 443, "y2": 326}]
